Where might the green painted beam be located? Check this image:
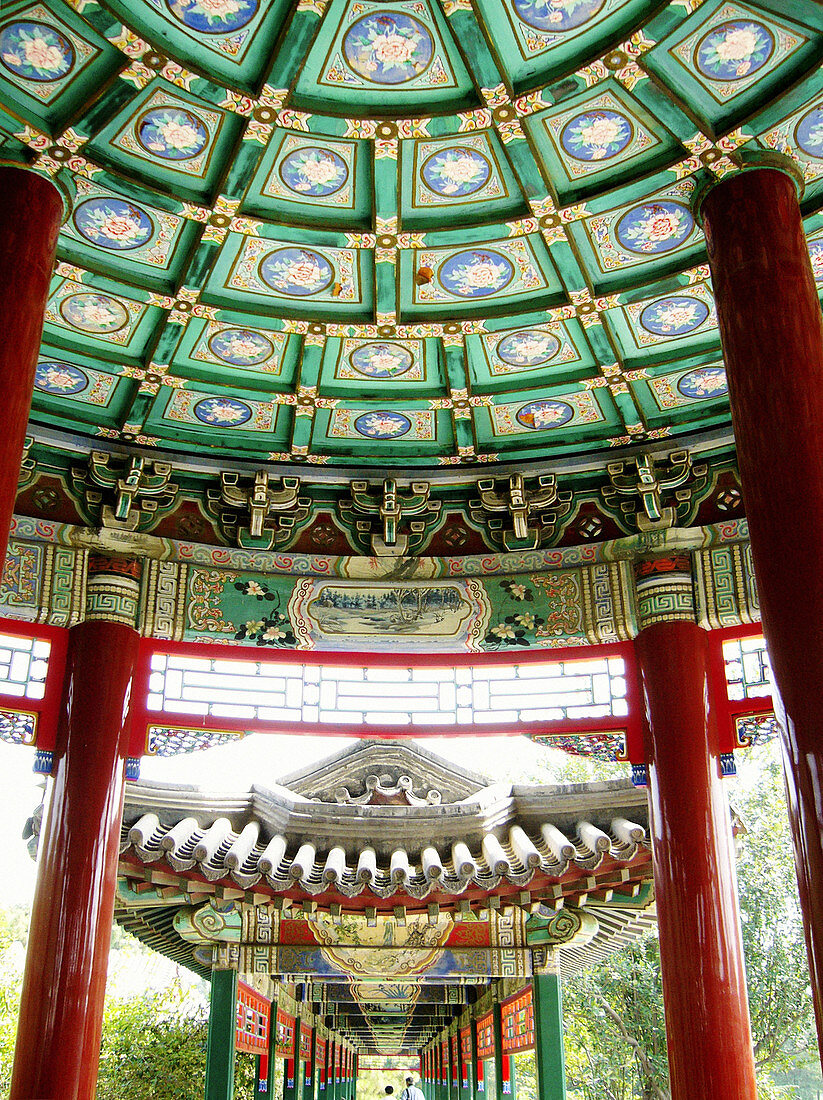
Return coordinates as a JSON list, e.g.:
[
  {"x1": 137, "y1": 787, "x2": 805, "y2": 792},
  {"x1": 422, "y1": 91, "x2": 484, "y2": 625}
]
[
  {"x1": 205, "y1": 969, "x2": 238, "y2": 1100},
  {"x1": 532, "y1": 973, "x2": 567, "y2": 1100}
]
